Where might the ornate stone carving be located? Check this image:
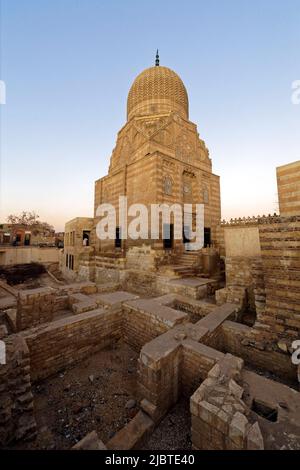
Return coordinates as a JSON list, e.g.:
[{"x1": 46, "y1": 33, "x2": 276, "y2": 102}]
[
  {"x1": 163, "y1": 176, "x2": 173, "y2": 196},
  {"x1": 183, "y1": 182, "x2": 191, "y2": 194}
]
